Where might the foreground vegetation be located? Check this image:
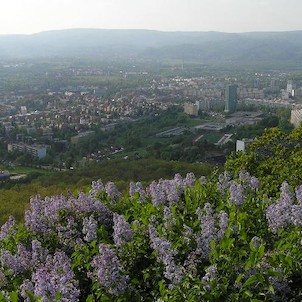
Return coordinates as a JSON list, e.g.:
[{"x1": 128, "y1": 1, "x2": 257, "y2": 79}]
[{"x1": 0, "y1": 126, "x2": 302, "y2": 301}]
